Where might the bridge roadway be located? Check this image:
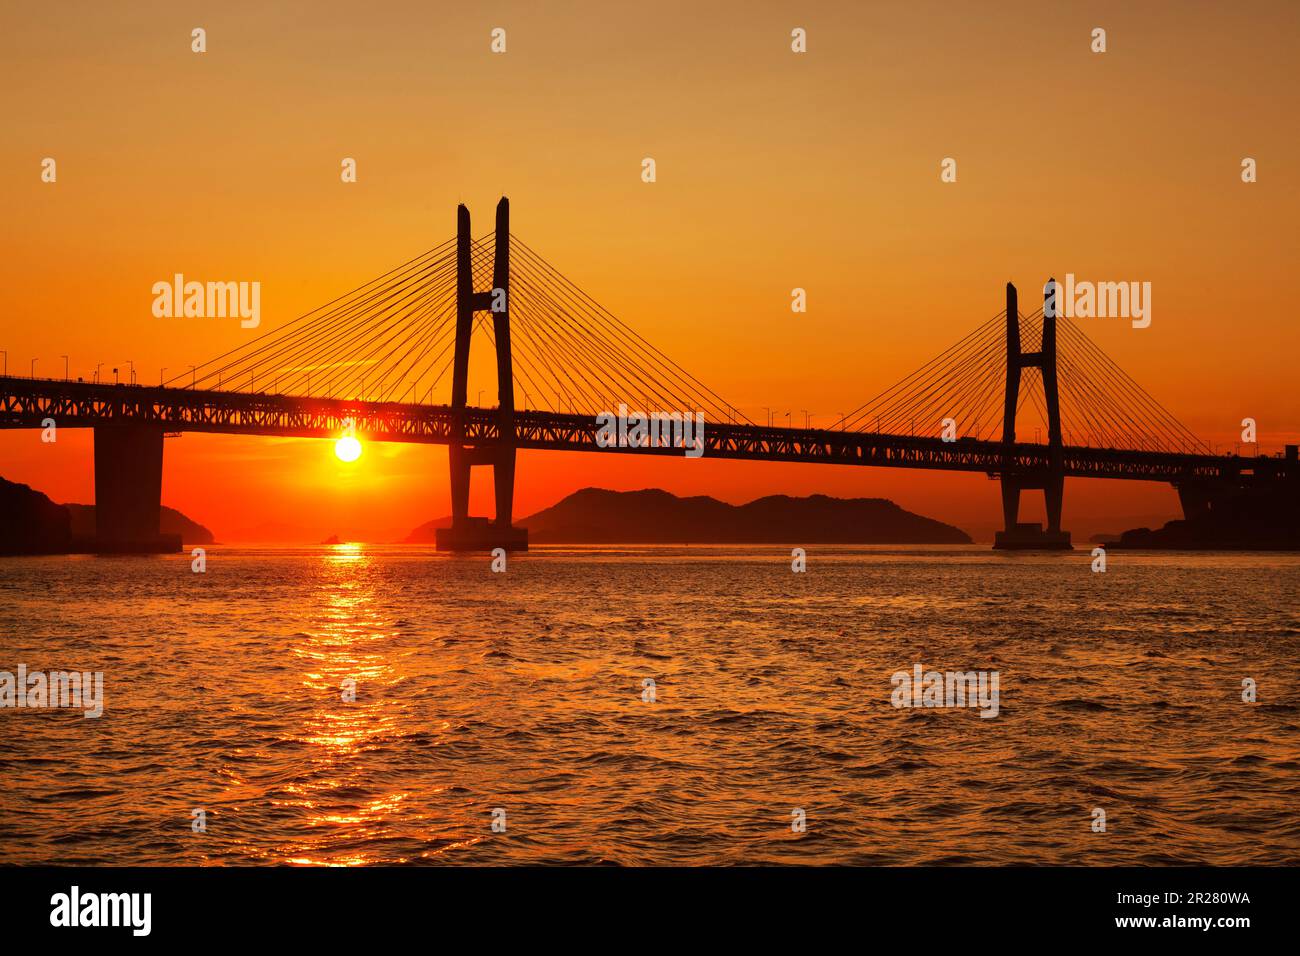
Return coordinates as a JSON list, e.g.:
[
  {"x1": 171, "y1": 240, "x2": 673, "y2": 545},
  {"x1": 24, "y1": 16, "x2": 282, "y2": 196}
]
[{"x1": 3, "y1": 376, "x2": 1291, "y2": 486}]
